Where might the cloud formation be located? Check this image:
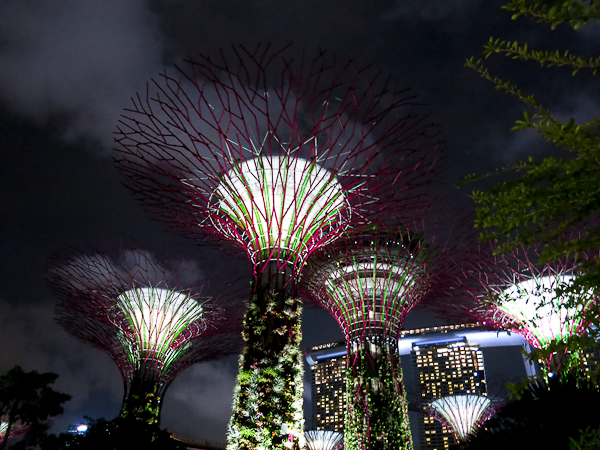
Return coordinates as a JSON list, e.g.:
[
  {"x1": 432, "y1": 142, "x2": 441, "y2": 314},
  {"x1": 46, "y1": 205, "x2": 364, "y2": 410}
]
[{"x1": 0, "y1": 0, "x2": 164, "y2": 150}]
